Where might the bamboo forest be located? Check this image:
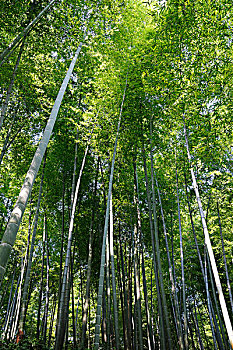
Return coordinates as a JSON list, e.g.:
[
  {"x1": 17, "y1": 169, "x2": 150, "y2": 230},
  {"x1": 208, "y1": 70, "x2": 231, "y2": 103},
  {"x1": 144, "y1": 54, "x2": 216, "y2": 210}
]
[{"x1": 1, "y1": 0, "x2": 233, "y2": 349}]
